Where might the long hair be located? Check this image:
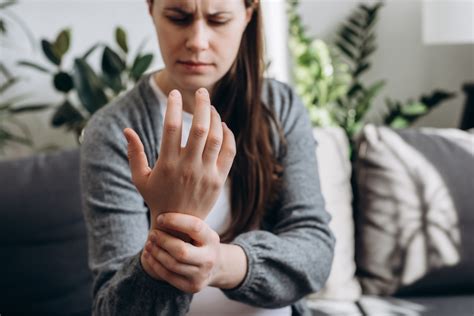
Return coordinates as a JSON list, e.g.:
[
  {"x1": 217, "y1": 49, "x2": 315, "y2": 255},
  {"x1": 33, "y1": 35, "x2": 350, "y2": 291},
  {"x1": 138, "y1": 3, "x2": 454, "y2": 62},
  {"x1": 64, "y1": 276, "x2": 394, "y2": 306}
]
[
  {"x1": 147, "y1": 0, "x2": 287, "y2": 242},
  {"x1": 212, "y1": 0, "x2": 287, "y2": 243}
]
